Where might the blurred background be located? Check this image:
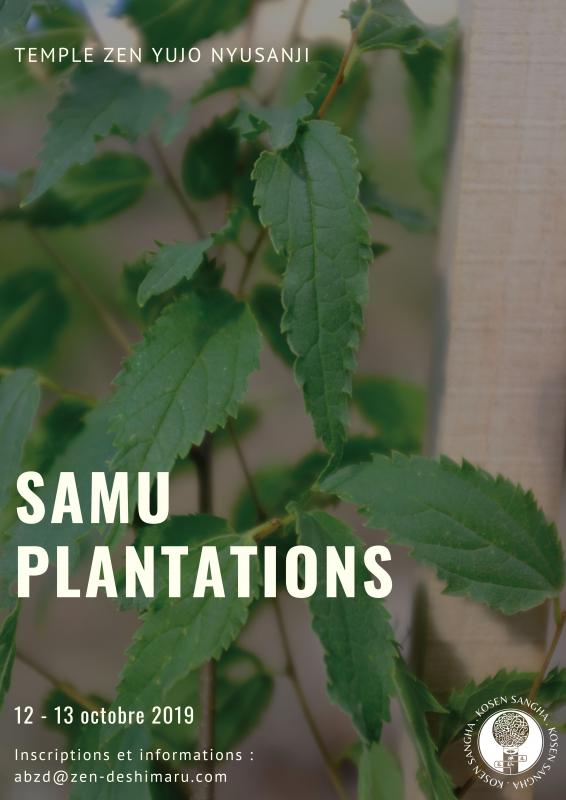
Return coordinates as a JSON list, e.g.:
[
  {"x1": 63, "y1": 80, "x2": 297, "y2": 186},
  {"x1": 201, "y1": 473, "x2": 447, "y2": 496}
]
[{"x1": 3, "y1": 1, "x2": 563, "y2": 798}]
